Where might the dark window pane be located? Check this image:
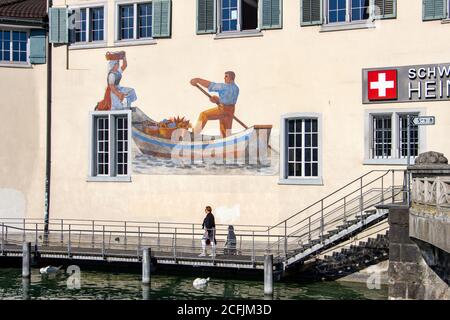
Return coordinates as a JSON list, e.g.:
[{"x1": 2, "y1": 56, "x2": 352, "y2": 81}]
[
  {"x1": 295, "y1": 163, "x2": 301, "y2": 176},
  {"x1": 312, "y1": 163, "x2": 318, "y2": 177},
  {"x1": 288, "y1": 120, "x2": 294, "y2": 133},
  {"x1": 305, "y1": 163, "x2": 311, "y2": 177},
  {"x1": 288, "y1": 149, "x2": 294, "y2": 161},
  {"x1": 288, "y1": 163, "x2": 294, "y2": 176},
  {"x1": 312, "y1": 134, "x2": 318, "y2": 147},
  {"x1": 305, "y1": 120, "x2": 311, "y2": 132},
  {"x1": 295, "y1": 120, "x2": 302, "y2": 132},
  {"x1": 288, "y1": 134, "x2": 294, "y2": 147},
  {"x1": 296, "y1": 134, "x2": 302, "y2": 148},
  {"x1": 305, "y1": 134, "x2": 311, "y2": 147},
  {"x1": 305, "y1": 149, "x2": 311, "y2": 161},
  {"x1": 312, "y1": 120, "x2": 317, "y2": 132},
  {"x1": 313, "y1": 149, "x2": 318, "y2": 161},
  {"x1": 296, "y1": 149, "x2": 302, "y2": 162}
]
